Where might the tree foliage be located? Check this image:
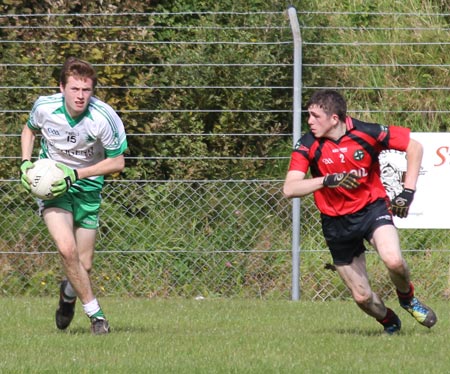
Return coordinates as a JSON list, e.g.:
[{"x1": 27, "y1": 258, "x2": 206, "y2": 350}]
[
  {"x1": 0, "y1": 0, "x2": 293, "y2": 181},
  {"x1": 0, "y1": 0, "x2": 448, "y2": 181}
]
